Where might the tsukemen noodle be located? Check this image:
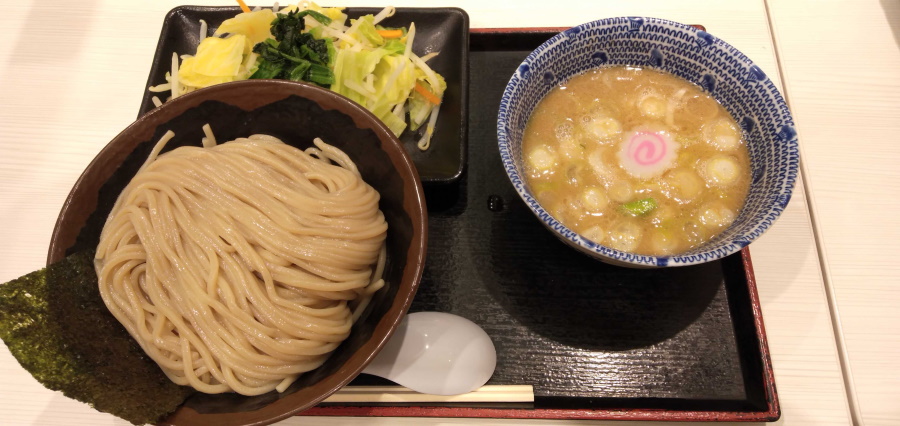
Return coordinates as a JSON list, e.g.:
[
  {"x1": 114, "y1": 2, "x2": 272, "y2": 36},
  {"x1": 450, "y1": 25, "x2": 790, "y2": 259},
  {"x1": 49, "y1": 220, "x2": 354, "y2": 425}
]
[{"x1": 95, "y1": 126, "x2": 387, "y2": 396}]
